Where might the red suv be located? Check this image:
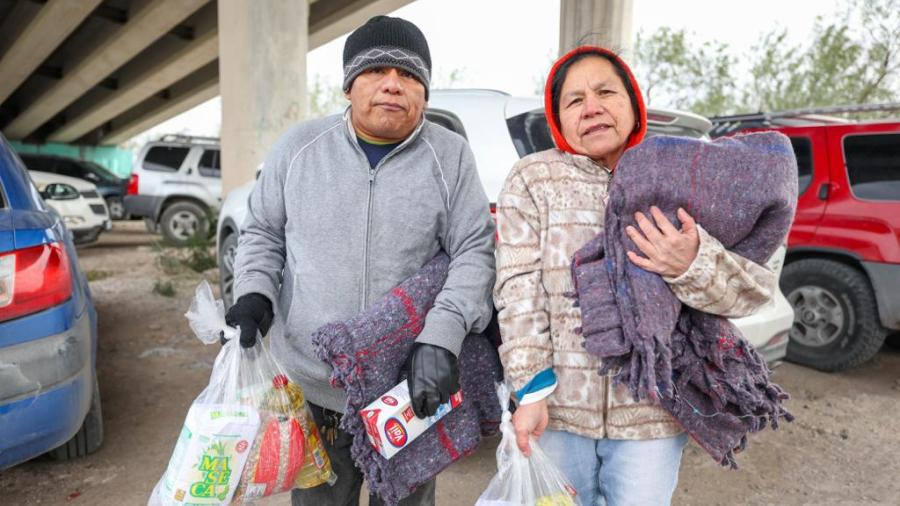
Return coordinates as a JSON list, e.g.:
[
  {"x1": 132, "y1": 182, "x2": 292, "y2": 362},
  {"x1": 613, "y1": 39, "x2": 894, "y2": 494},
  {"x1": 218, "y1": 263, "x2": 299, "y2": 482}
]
[{"x1": 712, "y1": 108, "x2": 900, "y2": 371}]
